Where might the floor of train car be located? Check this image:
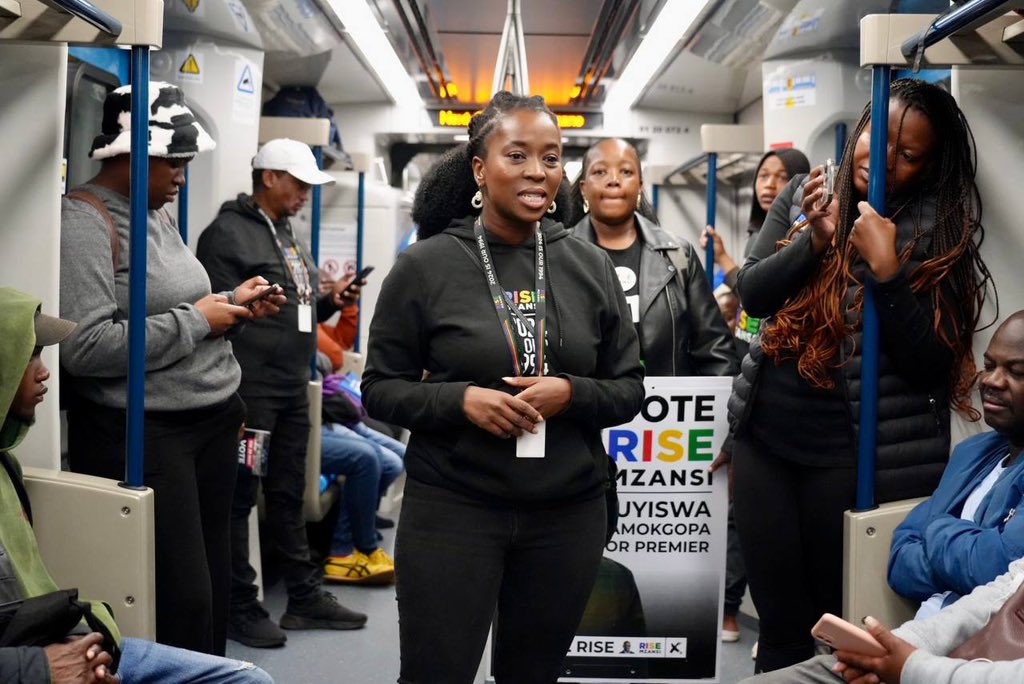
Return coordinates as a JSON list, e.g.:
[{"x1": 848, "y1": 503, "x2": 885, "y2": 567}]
[{"x1": 226, "y1": 513, "x2": 761, "y2": 684}]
